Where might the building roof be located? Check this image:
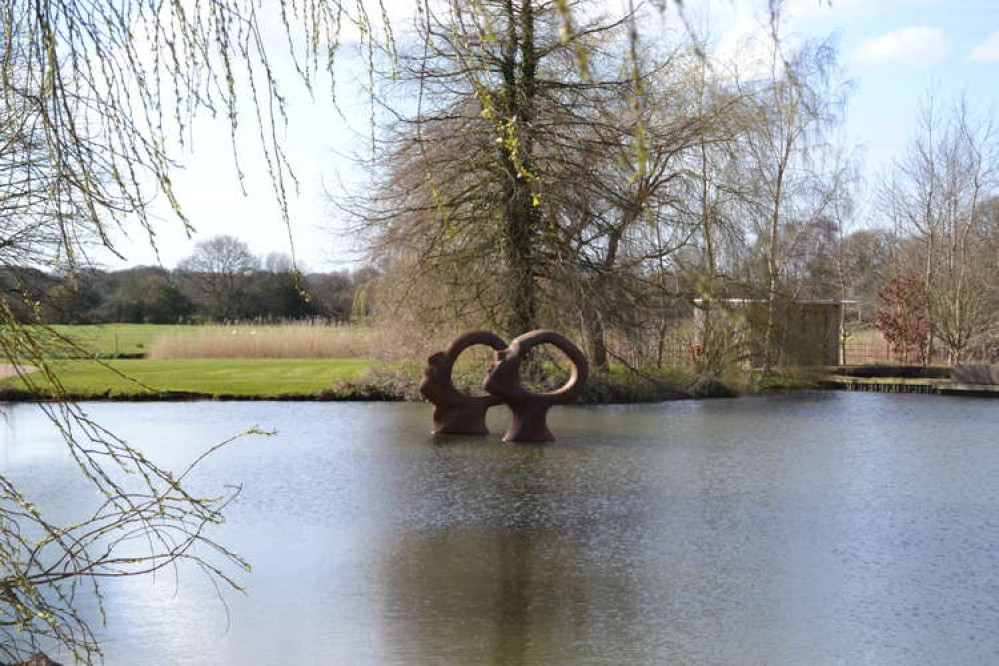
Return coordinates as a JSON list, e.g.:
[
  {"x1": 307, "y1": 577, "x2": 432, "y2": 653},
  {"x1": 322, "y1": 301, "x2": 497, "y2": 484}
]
[{"x1": 693, "y1": 298, "x2": 857, "y2": 305}]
